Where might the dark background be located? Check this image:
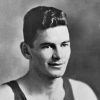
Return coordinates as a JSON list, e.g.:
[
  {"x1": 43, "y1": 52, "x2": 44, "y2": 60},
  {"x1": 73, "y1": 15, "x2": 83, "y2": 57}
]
[{"x1": 0, "y1": 0, "x2": 100, "y2": 99}]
